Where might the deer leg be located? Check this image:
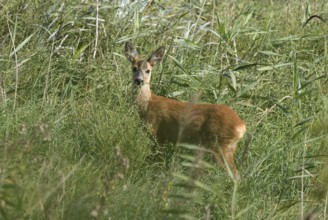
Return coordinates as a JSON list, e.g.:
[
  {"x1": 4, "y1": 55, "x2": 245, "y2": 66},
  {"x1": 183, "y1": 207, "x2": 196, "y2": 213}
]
[{"x1": 213, "y1": 143, "x2": 240, "y2": 181}]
